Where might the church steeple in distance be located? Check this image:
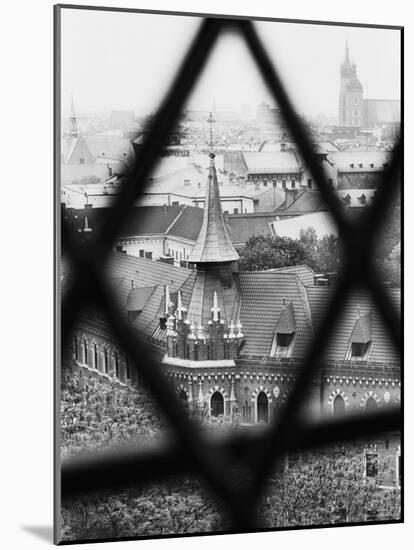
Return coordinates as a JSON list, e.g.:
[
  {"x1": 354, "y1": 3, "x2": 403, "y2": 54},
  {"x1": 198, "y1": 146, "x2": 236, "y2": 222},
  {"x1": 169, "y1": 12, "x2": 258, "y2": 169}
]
[
  {"x1": 69, "y1": 95, "x2": 79, "y2": 138},
  {"x1": 188, "y1": 113, "x2": 239, "y2": 264},
  {"x1": 338, "y1": 41, "x2": 363, "y2": 127}
]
